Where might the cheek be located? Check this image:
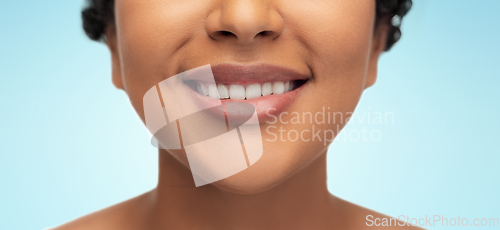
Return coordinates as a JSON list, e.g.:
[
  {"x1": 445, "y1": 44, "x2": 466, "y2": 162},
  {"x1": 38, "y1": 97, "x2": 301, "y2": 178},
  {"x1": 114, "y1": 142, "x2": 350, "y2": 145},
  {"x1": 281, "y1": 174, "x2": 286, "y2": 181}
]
[
  {"x1": 283, "y1": 0, "x2": 375, "y2": 71},
  {"x1": 114, "y1": 0, "x2": 212, "y2": 119},
  {"x1": 276, "y1": 0, "x2": 376, "y2": 126}
]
